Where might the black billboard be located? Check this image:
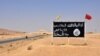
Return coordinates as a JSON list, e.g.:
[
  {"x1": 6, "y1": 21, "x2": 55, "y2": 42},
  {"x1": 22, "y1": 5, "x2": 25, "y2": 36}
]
[{"x1": 53, "y1": 22, "x2": 85, "y2": 37}]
